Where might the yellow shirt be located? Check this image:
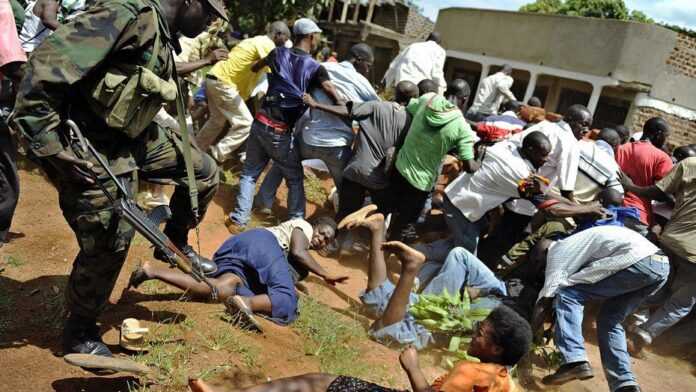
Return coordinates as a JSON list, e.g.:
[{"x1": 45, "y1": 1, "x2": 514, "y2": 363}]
[{"x1": 208, "y1": 35, "x2": 275, "y2": 100}]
